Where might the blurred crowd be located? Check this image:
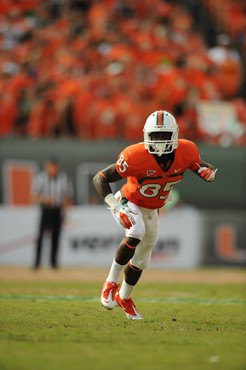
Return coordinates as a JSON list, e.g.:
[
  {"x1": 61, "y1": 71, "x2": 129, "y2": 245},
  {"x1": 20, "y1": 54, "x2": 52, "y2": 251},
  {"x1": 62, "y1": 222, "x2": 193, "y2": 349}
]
[{"x1": 0, "y1": 0, "x2": 245, "y2": 145}]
